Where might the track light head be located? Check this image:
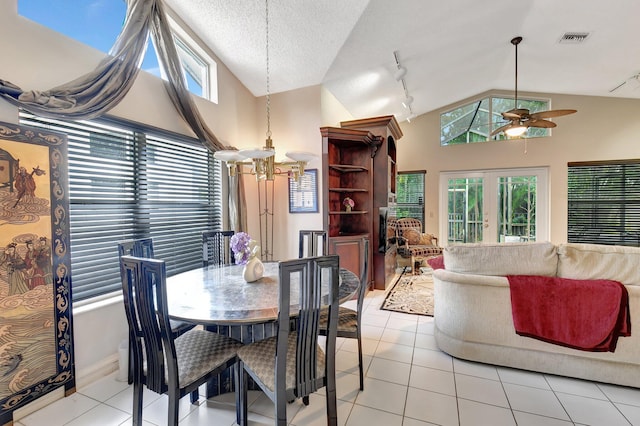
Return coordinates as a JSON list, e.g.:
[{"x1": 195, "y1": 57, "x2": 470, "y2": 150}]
[
  {"x1": 402, "y1": 96, "x2": 414, "y2": 108},
  {"x1": 394, "y1": 66, "x2": 407, "y2": 81}
]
